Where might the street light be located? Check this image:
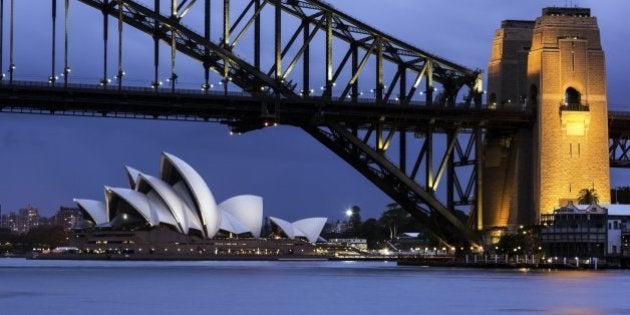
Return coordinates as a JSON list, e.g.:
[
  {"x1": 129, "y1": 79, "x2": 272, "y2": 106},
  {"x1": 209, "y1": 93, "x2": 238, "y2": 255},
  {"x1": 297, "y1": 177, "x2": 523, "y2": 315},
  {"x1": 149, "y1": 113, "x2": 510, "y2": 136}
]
[{"x1": 345, "y1": 209, "x2": 353, "y2": 217}]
